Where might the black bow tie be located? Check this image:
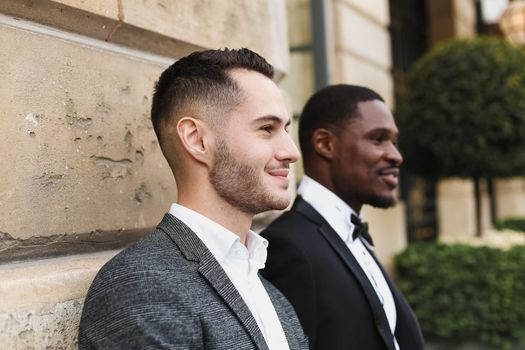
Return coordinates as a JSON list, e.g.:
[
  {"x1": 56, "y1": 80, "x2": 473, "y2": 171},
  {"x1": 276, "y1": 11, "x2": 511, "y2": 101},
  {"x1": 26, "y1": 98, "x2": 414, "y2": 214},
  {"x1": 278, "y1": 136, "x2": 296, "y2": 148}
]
[{"x1": 351, "y1": 214, "x2": 374, "y2": 247}]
